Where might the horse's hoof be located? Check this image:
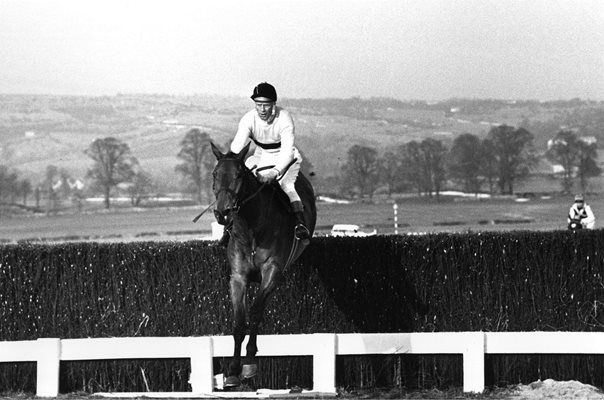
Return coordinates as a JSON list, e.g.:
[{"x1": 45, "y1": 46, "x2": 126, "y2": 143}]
[
  {"x1": 241, "y1": 363, "x2": 258, "y2": 379},
  {"x1": 224, "y1": 375, "x2": 241, "y2": 387}
]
